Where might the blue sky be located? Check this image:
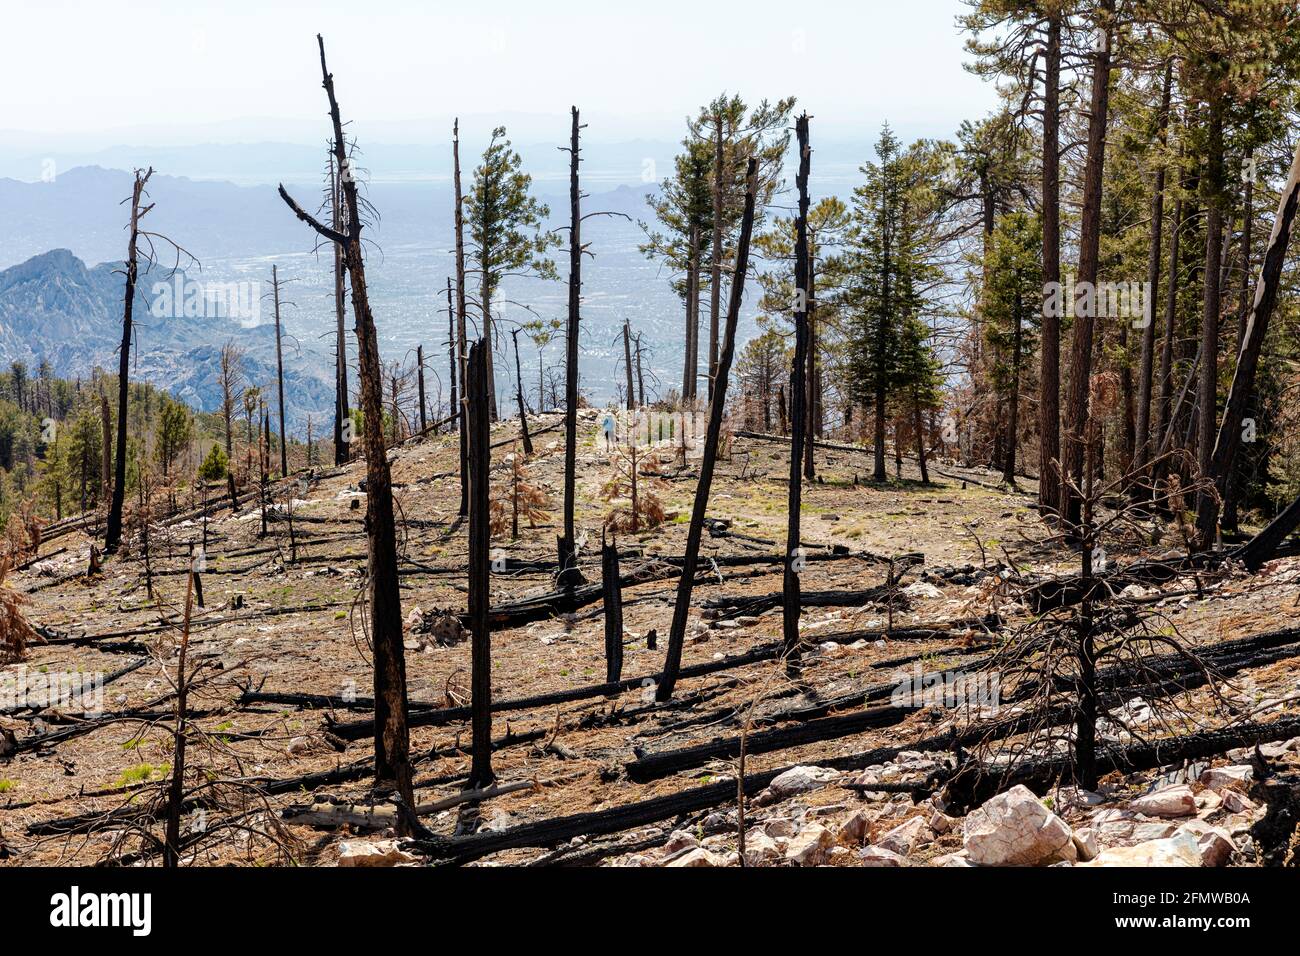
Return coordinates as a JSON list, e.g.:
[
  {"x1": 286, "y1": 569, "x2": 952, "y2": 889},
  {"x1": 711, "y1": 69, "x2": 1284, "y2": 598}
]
[{"x1": 7, "y1": 0, "x2": 997, "y2": 148}]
